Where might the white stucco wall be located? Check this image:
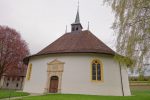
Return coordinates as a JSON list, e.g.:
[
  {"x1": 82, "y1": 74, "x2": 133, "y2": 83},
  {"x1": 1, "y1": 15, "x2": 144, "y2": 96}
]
[
  {"x1": 0, "y1": 76, "x2": 4, "y2": 88},
  {"x1": 121, "y1": 65, "x2": 131, "y2": 96},
  {"x1": 23, "y1": 53, "x2": 131, "y2": 96},
  {"x1": 2, "y1": 77, "x2": 24, "y2": 90}
]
